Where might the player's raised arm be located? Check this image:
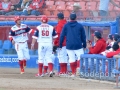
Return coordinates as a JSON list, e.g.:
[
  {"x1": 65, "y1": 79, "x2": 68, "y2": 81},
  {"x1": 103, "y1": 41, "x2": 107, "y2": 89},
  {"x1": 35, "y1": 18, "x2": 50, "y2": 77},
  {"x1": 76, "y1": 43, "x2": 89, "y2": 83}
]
[
  {"x1": 26, "y1": 27, "x2": 35, "y2": 34},
  {"x1": 23, "y1": 24, "x2": 35, "y2": 34}
]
